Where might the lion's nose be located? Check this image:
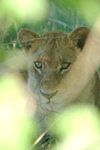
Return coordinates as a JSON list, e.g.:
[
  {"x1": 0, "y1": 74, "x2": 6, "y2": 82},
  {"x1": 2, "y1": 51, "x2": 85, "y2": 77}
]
[{"x1": 40, "y1": 90, "x2": 57, "y2": 100}]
